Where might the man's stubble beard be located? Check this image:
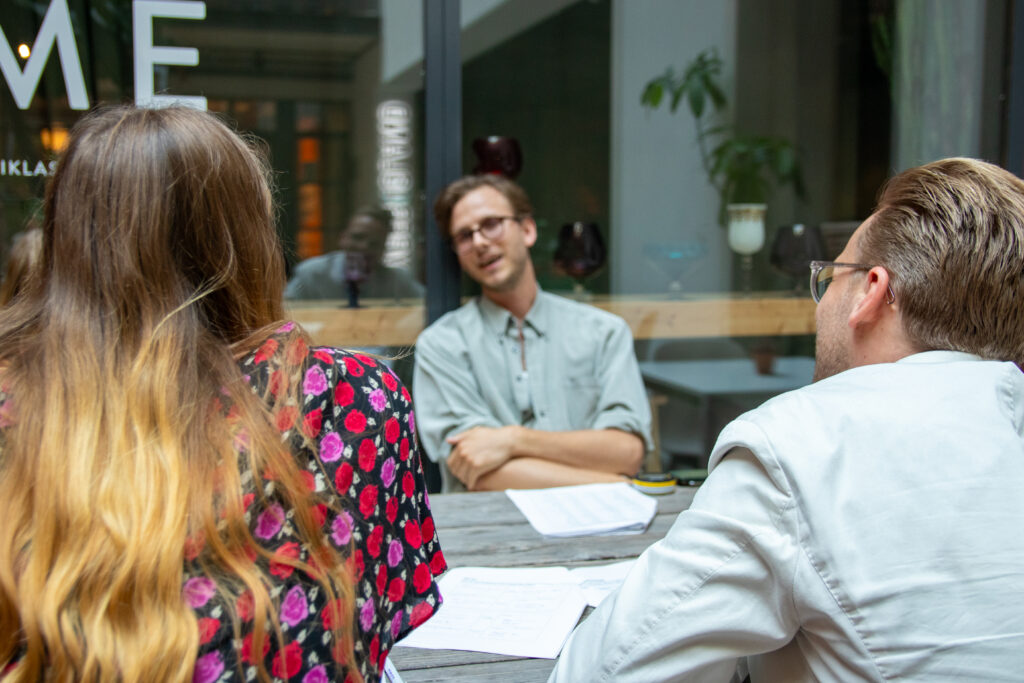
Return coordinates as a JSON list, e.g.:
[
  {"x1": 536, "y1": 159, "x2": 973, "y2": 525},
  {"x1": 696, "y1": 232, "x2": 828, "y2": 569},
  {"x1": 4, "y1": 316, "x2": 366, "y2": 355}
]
[
  {"x1": 813, "y1": 332, "x2": 849, "y2": 382},
  {"x1": 483, "y1": 248, "x2": 530, "y2": 295},
  {"x1": 813, "y1": 295, "x2": 852, "y2": 382}
]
